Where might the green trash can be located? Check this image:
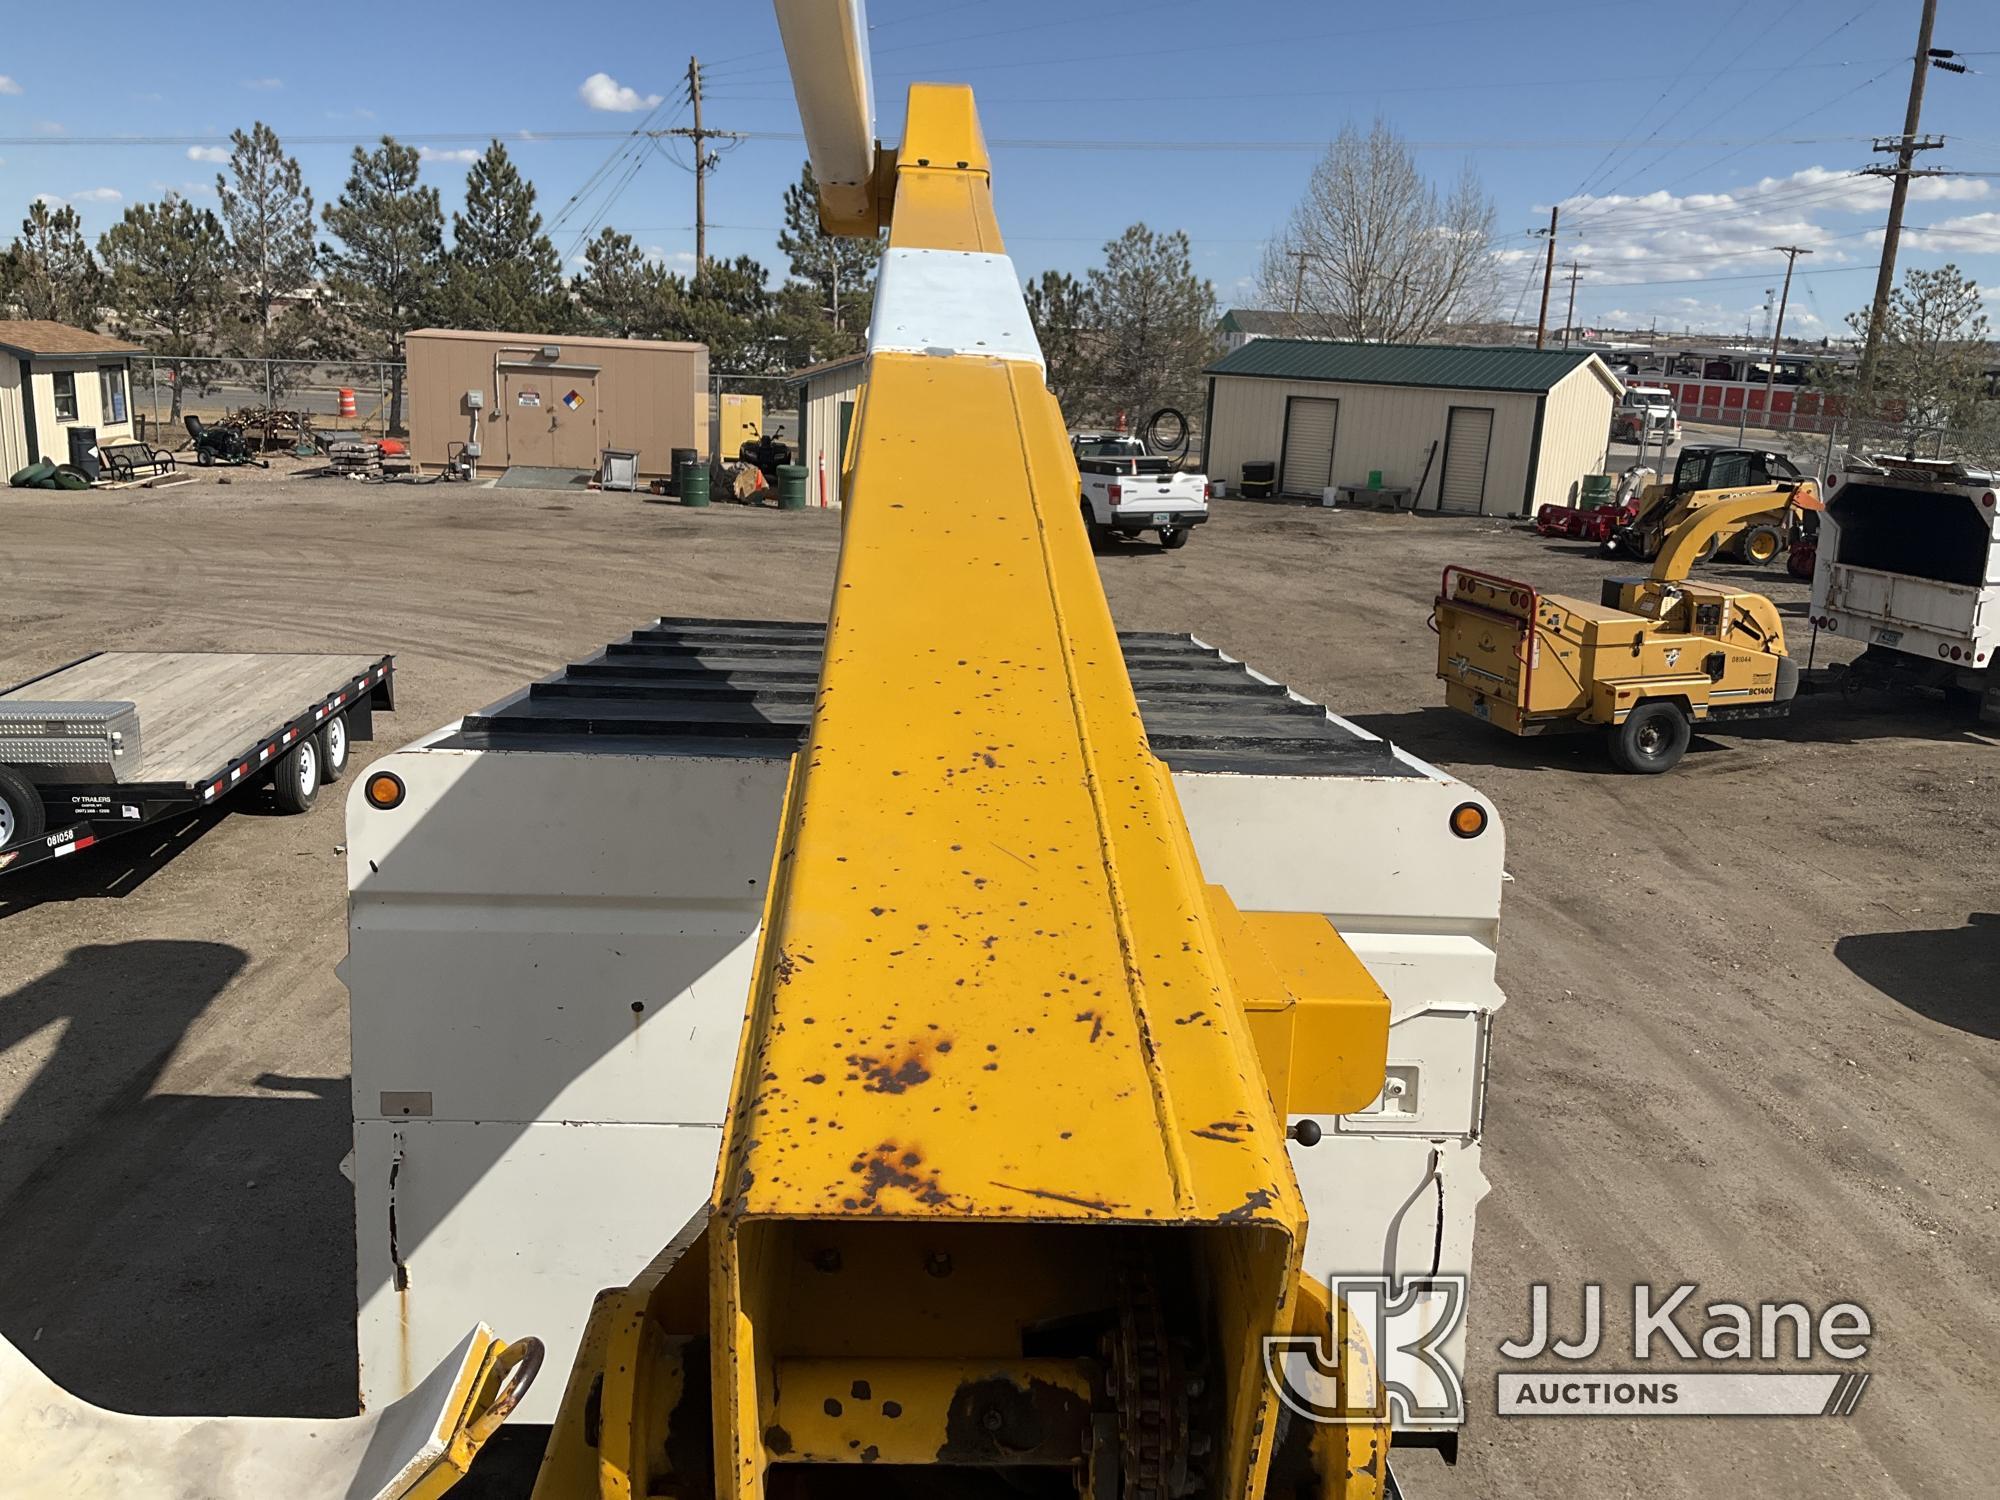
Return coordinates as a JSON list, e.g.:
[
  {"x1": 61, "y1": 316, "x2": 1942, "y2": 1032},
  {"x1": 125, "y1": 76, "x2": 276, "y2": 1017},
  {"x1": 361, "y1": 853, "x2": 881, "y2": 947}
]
[
  {"x1": 1367, "y1": 469, "x2": 1384, "y2": 489},
  {"x1": 775, "y1": 463, "x2": 809, "y2": 510},
  {"x1": 1581, "y1": 473, "x2": 1615, "y2": 503},
  {"x1": 679, "y1": 459, "x2": 710, "y2": 508}
]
